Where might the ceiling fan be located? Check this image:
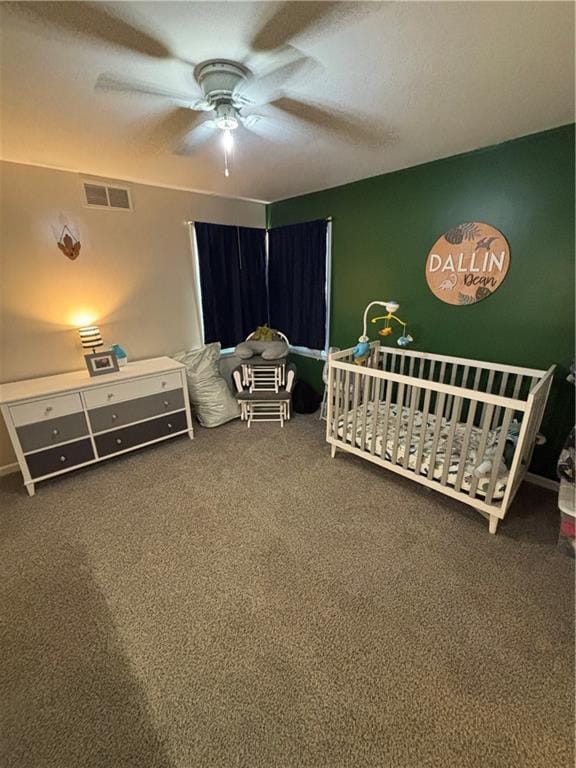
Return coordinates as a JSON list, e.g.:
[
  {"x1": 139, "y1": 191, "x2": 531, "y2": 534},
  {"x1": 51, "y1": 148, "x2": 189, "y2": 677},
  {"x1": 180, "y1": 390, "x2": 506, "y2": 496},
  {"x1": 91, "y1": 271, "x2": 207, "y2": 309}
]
[
  {"x1": 98, "y1": 58, "x2": 269, "y2": 177},
  {"x1": 10, "y1": 2, "x2": 387, "y2": 177}
]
